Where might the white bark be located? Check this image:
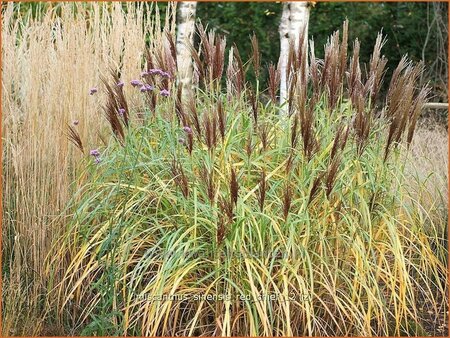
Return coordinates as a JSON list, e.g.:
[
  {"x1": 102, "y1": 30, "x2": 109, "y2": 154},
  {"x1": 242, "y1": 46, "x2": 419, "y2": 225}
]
[
  {"x1": 176, "y1": 1, "x2": 197, "y2": 99},
  {"x1": 279, "y1": 3, "x2": 290, "y2": 109},
  {"x1": 279, "y1": 2, "x2": 310, "y2": 110}
]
